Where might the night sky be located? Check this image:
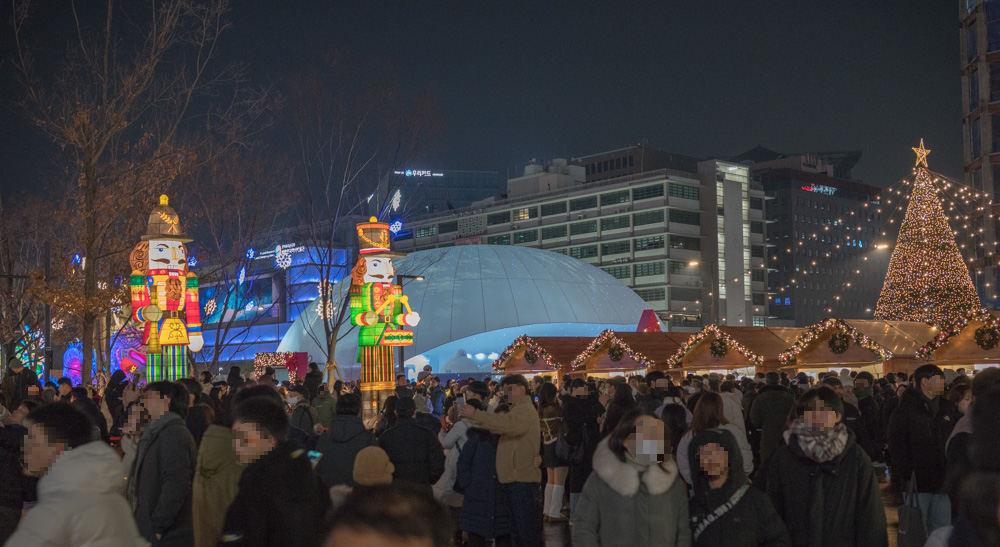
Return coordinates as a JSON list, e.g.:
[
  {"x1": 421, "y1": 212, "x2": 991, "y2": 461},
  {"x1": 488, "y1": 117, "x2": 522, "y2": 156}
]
[{"x1": 0, "y1": 1, "x2": 964, "y2": 197}]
